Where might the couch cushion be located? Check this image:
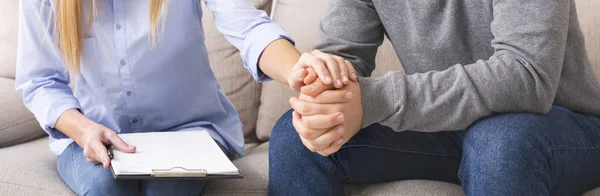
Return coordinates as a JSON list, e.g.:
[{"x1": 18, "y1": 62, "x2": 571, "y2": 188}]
[
  {"x1": 346, "y1": 180, "x2": 462, "y2": 196},
  {"x1": 586, "y1": 188, "x2": 600, "y2": 196},
  {"x1": 3, "y1": 139, "x2": 600, "y2": 196},
  {"x1": 575, "y1": 0, "x2": 600, "y2": 78},
  {"x1": 0, "y1": 0, "x2": 18, "y2": 79},
  {"x1": 205, "y1": 142, "x2": 270, "y2": 196},
  {"x1": 0, "y1": 78, "x2": 46, "y2": 148},
  {"x1": 202, "y1": 0, "x2": 273, "y2": 143},
  {"x1": 0, "y1": 138, "x2": 74, "y2": 196},
  {"x1": 0, "y1": 137, "x2": 265, "y2": 196},
  {"x1": 256, "y1": 0, "x2": 402, "y2": 141}
]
